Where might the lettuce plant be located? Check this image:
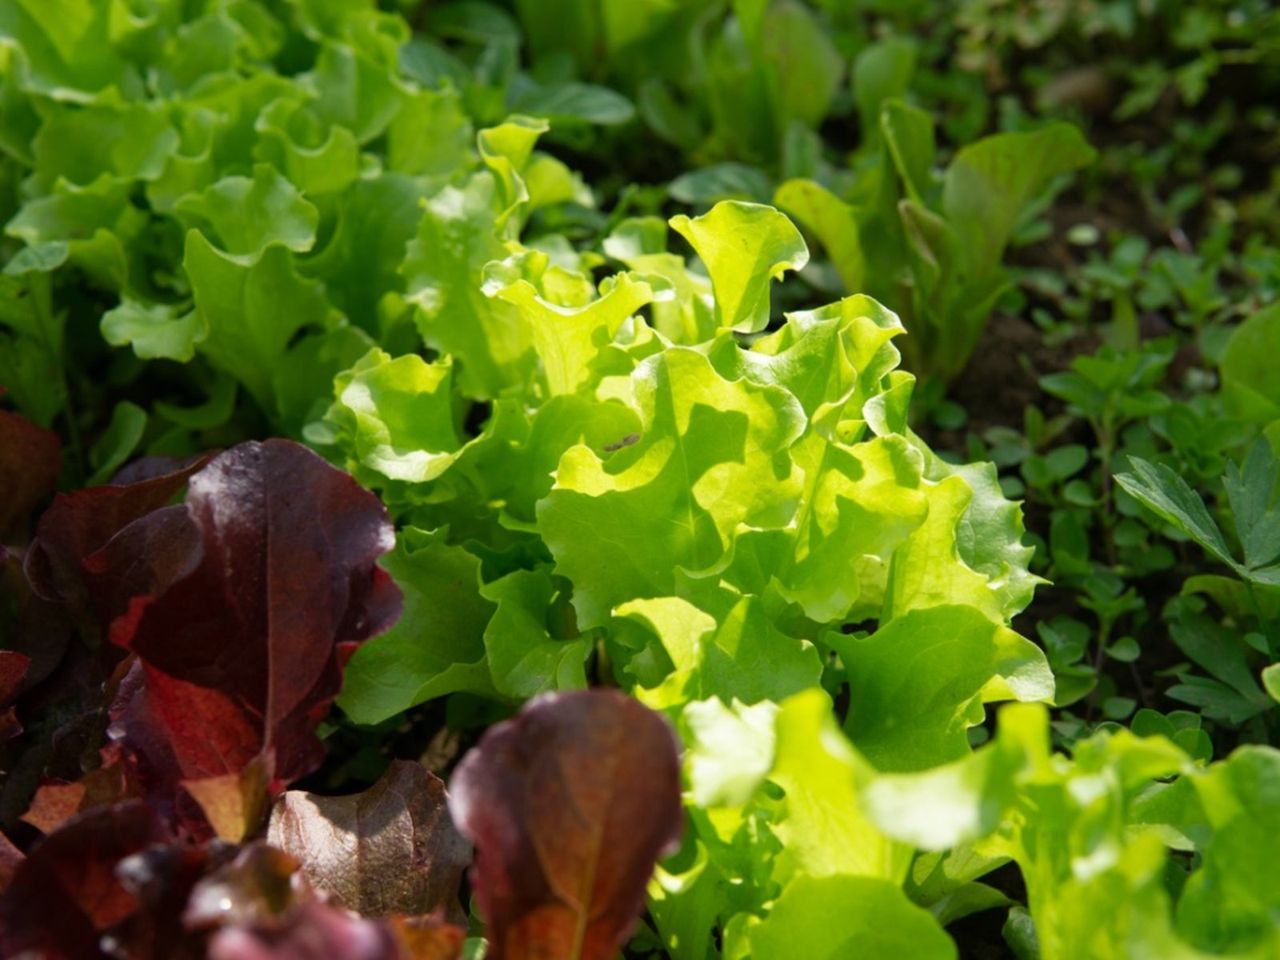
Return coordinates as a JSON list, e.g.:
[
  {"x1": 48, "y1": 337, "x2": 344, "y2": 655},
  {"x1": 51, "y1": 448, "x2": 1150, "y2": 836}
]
[
  {"x1": 315, "y1": 198, "x2": 1048, "y2": 729},
  {"x1": 0, "y1": 0, "x2": 589, "y2": 466},
  {"x1": 778, "y1": 102, "x2": 1096, "y2": 385}
]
